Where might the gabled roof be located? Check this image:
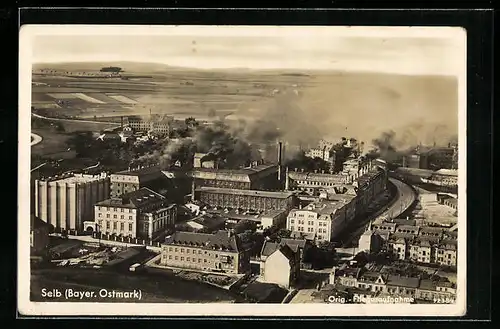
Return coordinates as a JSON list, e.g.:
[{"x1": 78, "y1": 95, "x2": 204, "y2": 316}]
[
  {"x1": 165, "y1": 230, "x2": 240, "y2": 252},
  {"x1": 386, "y1": 275, "x2": 420, "y2": 288}
]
